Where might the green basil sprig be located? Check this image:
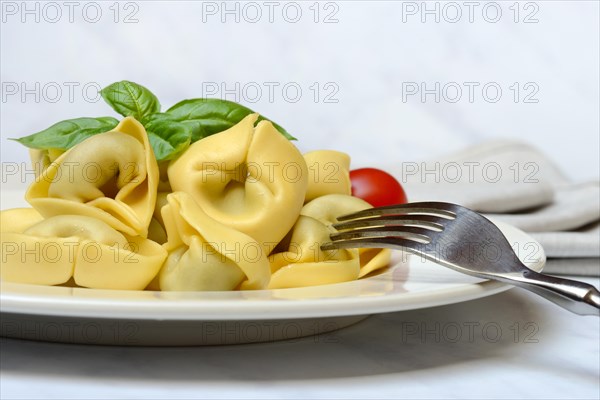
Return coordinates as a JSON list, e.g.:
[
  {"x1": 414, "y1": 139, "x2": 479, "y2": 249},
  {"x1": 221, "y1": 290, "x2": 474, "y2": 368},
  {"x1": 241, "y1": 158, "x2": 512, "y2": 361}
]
[
  {"x1": 165, "y1": 98, "x2": 295, "y2": 142},
  {"x1": 101, "y1": 81, "x2": 161, "y2": 120},
  {"x1": 12, "y1": 117, "x2": 119, "y2": 149},
  {"x1": 143, "y1": 115, "x2": 192, "y2": 161},
  {"x1": 12, "y1": 80, "x2": 293, "y2": 161}
]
